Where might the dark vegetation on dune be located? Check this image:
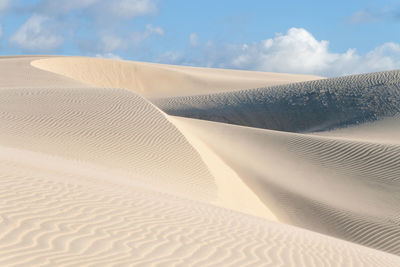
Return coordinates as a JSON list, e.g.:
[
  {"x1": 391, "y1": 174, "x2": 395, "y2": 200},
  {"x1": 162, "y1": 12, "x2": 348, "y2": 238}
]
[{"x1": 153, "y1": 70, "x2": 400, "y2": 132}]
